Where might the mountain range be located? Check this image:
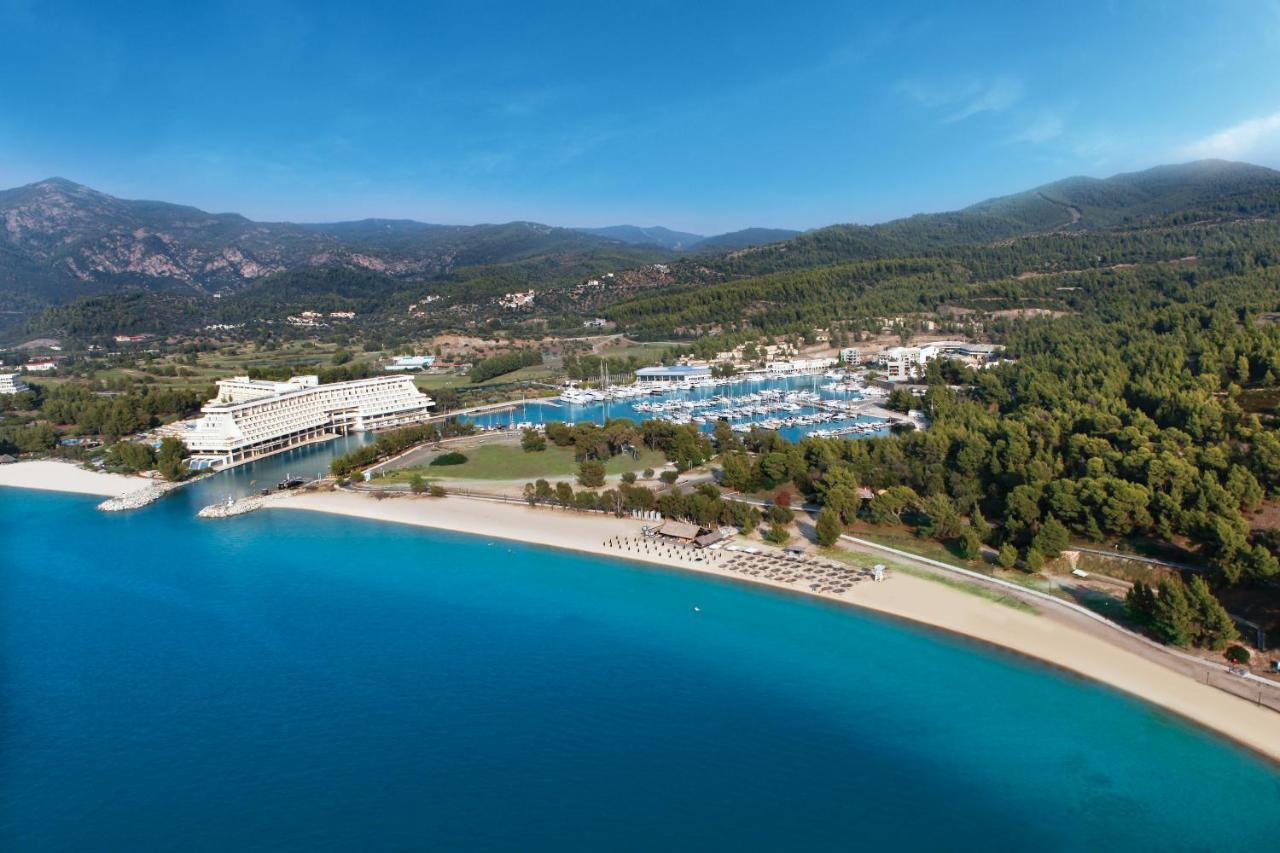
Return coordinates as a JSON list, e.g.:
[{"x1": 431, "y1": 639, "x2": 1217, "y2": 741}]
[
  {"x1": 572, "y1": 224, "x2": 802, "y2": 251},
  {"x1": 3, "y1": 159, "x2": 1280, "y2": 333}
]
